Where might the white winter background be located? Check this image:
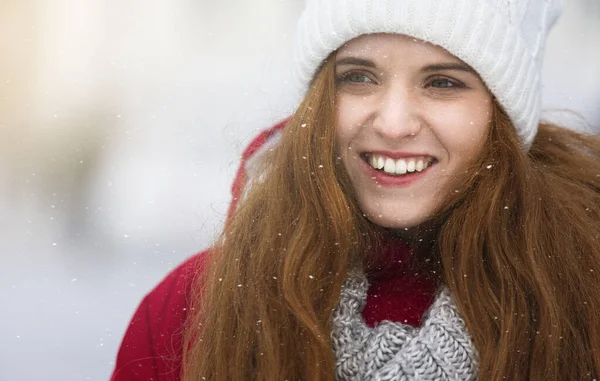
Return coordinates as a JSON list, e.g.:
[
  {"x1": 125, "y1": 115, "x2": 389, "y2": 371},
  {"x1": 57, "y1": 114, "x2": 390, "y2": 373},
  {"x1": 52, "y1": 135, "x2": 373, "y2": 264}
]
[{"x1": 0, "y1": 1, "x2": 598, "y2": 380}]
